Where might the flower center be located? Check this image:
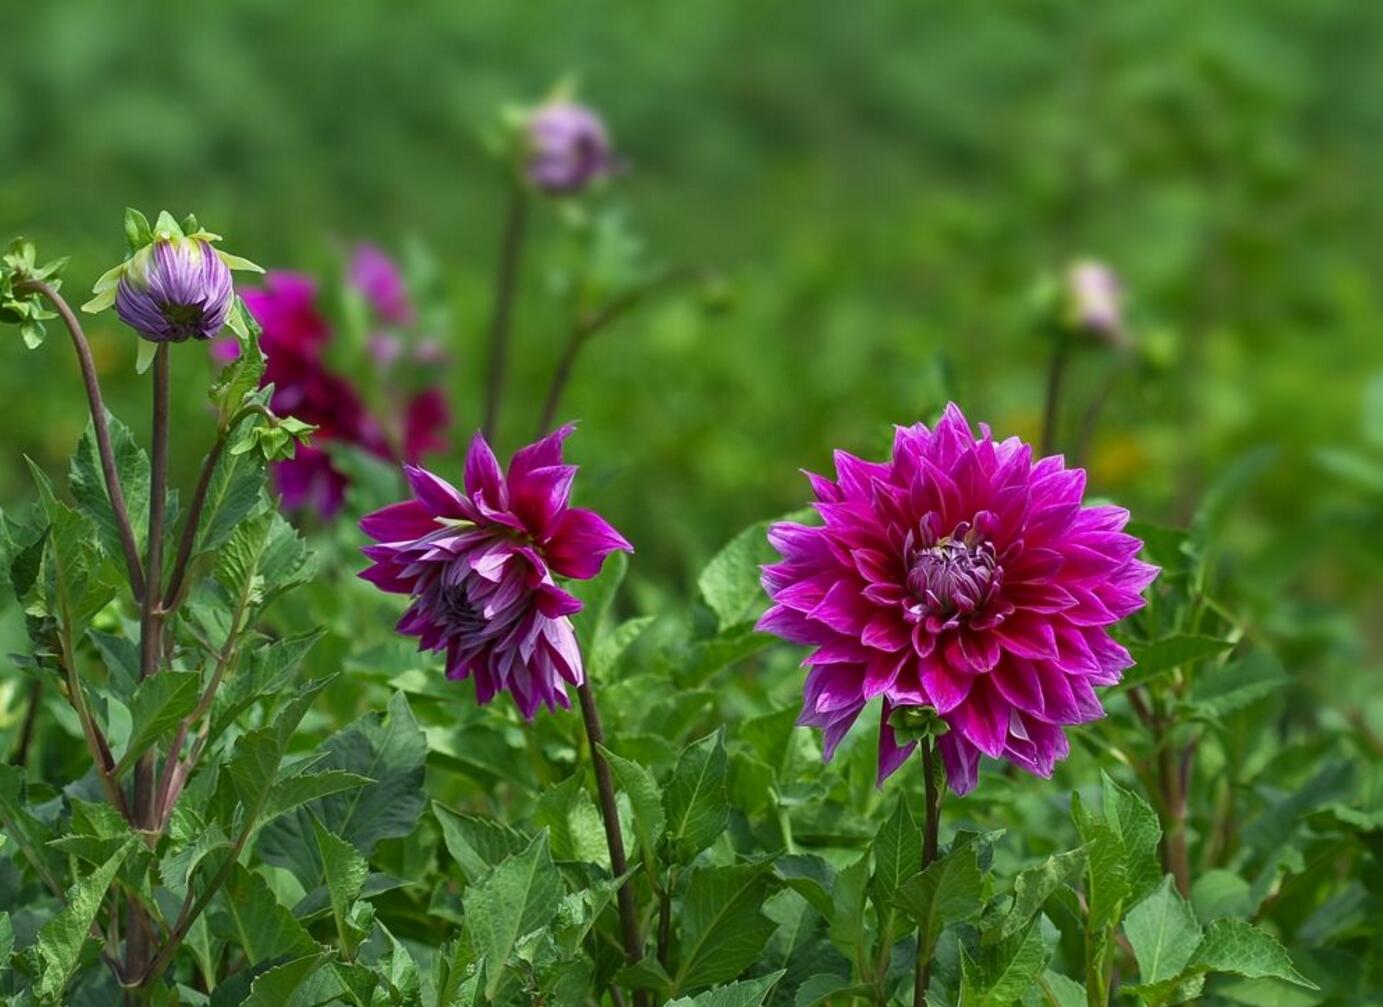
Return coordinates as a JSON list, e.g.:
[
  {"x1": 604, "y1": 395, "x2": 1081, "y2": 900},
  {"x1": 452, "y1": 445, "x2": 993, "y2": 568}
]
[
  {"x1": 441, "y1": 582, "x2": 488, "y2": 635},
  {"x1": 906, "y1": 537, "x2": 998, "y2": 618}
]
